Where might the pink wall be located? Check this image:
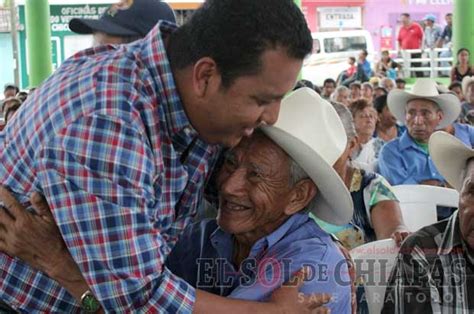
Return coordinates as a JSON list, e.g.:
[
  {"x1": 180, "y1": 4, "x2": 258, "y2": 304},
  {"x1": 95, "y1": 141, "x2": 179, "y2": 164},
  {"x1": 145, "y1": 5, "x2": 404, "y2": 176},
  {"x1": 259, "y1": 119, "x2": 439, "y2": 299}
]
[
  {"x1": 302, "y1": 0, "x2": 453, "y2": 52},
  {"x1": 363, "y1": 0, "x2": 452, "y2": 51}
]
